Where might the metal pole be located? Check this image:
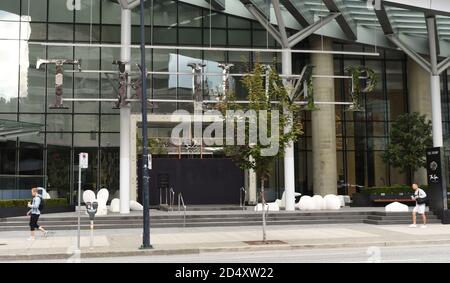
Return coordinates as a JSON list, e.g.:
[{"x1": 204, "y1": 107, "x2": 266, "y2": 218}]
[
  {"x1": 90, "y1": 220, "x2": 94, "y2": 250},
  {"x1": 77, "y1": 165, "x2": 81, "y2": 251},
  {"x1": 29, "y1": 41, "x2": 380, "y2": 56},
  {"x1": 427, "y1": 16, "x2": 444, "y2": 148},
  {"x1": 140, "y1": 0, "x2": 152, "y2": 249}
]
